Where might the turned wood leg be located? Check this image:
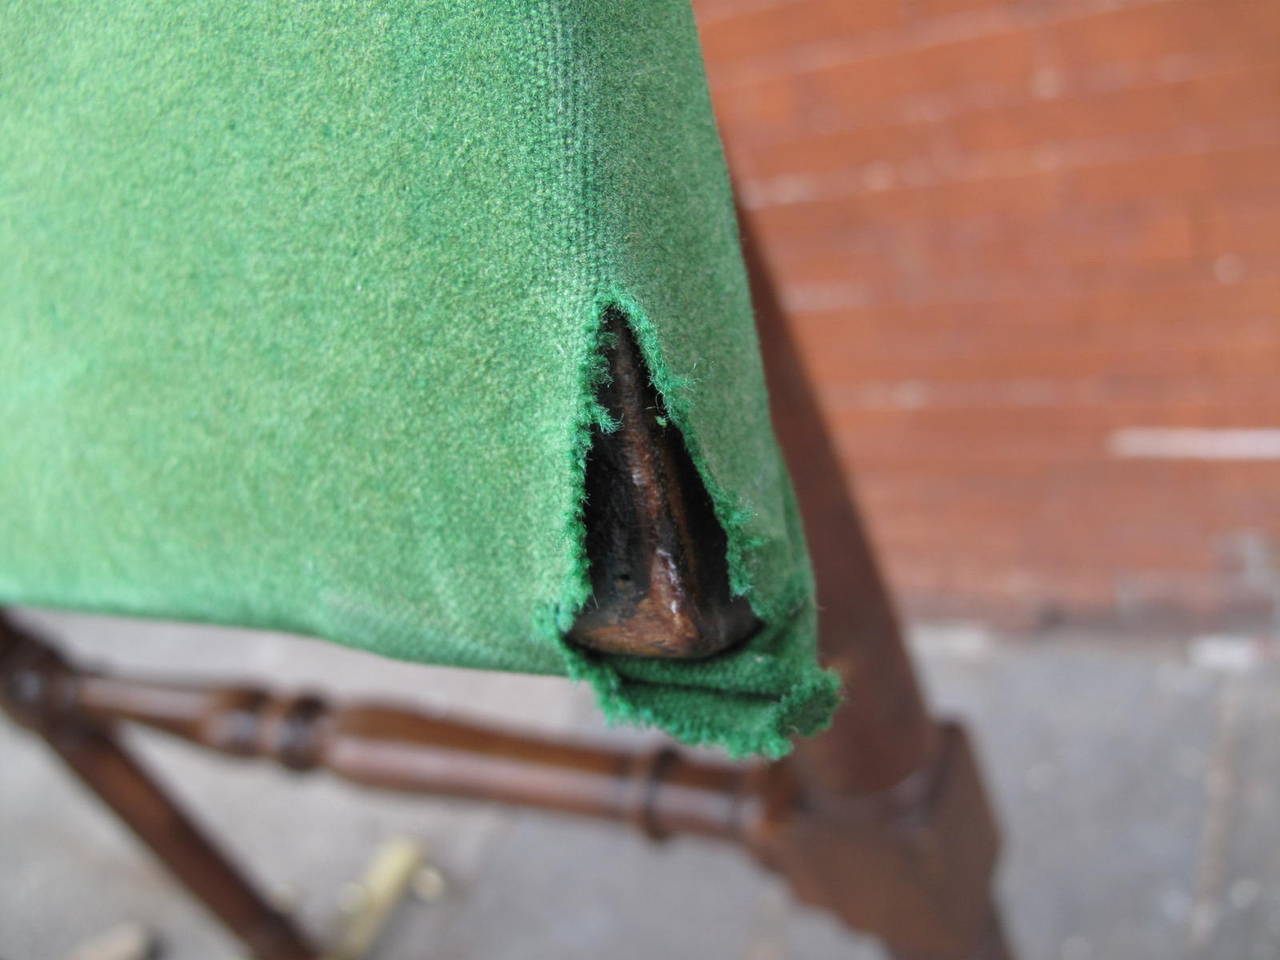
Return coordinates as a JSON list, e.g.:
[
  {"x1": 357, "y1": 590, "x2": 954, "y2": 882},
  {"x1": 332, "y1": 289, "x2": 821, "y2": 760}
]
[
  {"x1": 0, "y1": 217, "x2": 1012, "y2": 960},
  {"x1": 0, "y1": 616, "x2": 317, "y2": 960},
  {"x1": 2, "y1": 597, "x2": 1008, "y2": 959},
  {"x1": 743, "y1": 213, "x2": 1014, "y2": 960}
]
